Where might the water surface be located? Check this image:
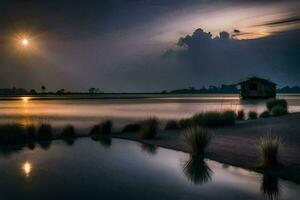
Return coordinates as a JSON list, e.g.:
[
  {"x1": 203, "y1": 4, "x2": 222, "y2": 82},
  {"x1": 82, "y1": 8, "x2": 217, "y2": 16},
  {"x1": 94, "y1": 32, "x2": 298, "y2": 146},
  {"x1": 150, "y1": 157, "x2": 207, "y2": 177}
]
[
  {"x1": 0, "y1": 94, "x2": 299, "y2": 128},
  {"x1": 0, "y1": 138, "x2": 299, "y2": 200}
]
